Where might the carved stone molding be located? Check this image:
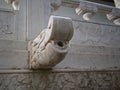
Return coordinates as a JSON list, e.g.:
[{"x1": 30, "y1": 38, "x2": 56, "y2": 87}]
[
  {"x1": 30, "y1": 16, "x2": 74, "y2": 69},
  {"x1": 113, "y1": 18, "x2": 120, "y2": 25}
]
